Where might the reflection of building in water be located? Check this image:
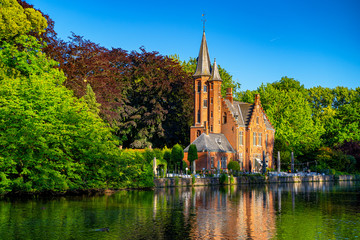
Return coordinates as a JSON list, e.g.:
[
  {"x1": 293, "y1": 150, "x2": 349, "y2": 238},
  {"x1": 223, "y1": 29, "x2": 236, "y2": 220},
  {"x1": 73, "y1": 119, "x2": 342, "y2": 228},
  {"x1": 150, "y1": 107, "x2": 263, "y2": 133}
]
[
  {"x1": 182, "y1": 186, "x2": 276, "y2": 239},
  {"x1": 152, "y1": 182, "x2": 357, "y2": 239}
]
